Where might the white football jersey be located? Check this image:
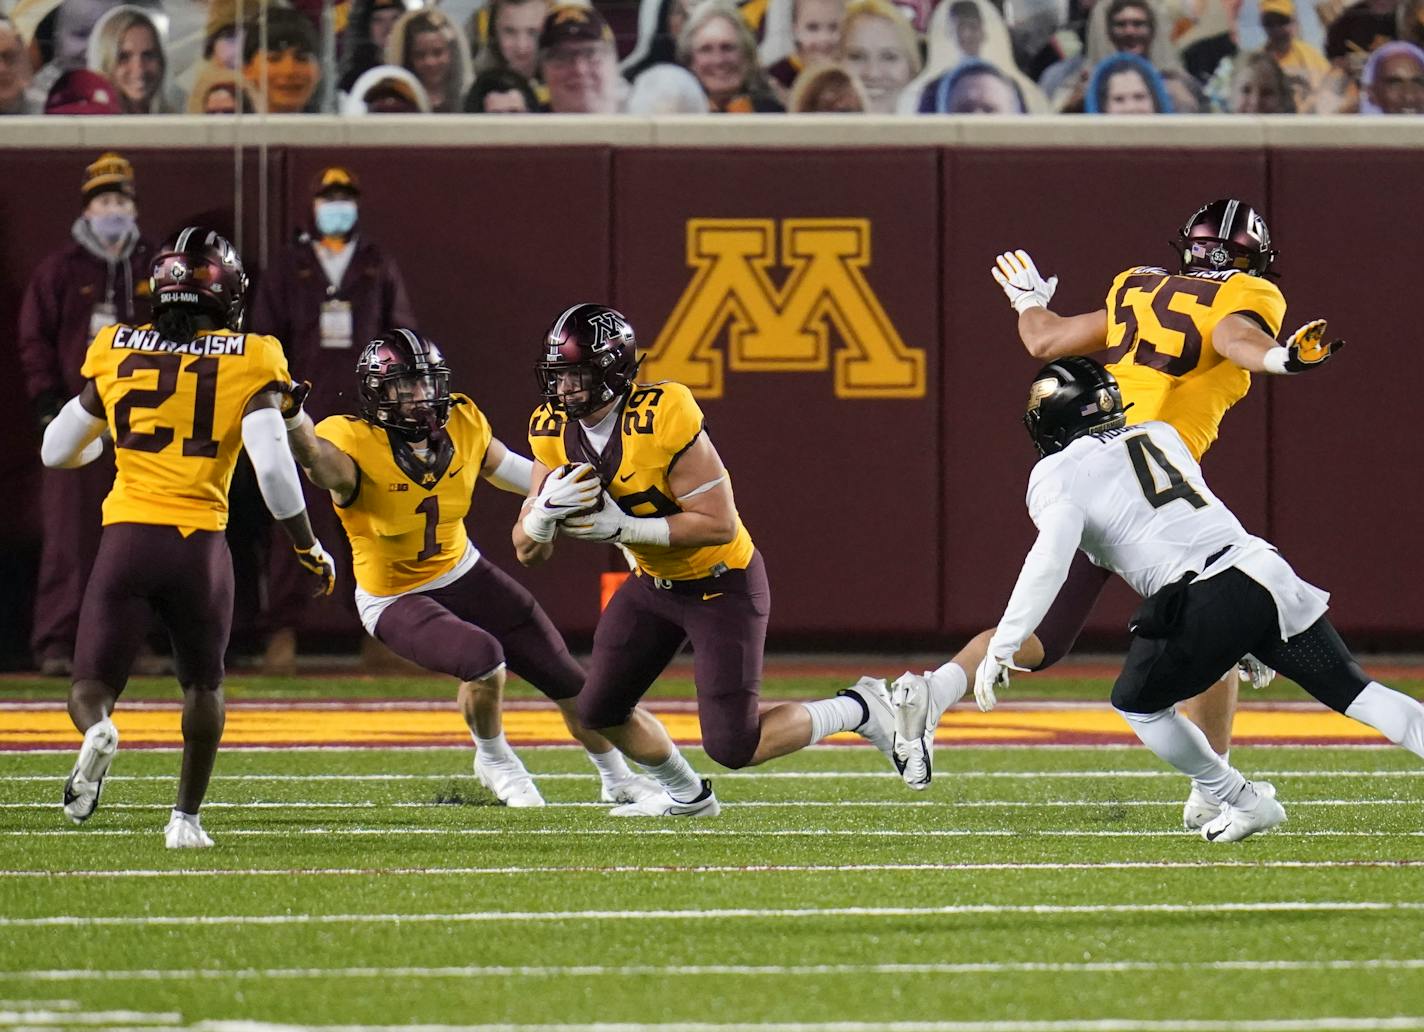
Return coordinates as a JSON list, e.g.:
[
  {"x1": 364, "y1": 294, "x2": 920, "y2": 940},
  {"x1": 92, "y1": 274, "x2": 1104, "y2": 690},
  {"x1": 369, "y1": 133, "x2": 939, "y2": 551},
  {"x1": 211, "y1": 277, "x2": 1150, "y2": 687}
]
[{"x1": 1026, "y1": 421, "x2": 1248, "y2": 599}]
